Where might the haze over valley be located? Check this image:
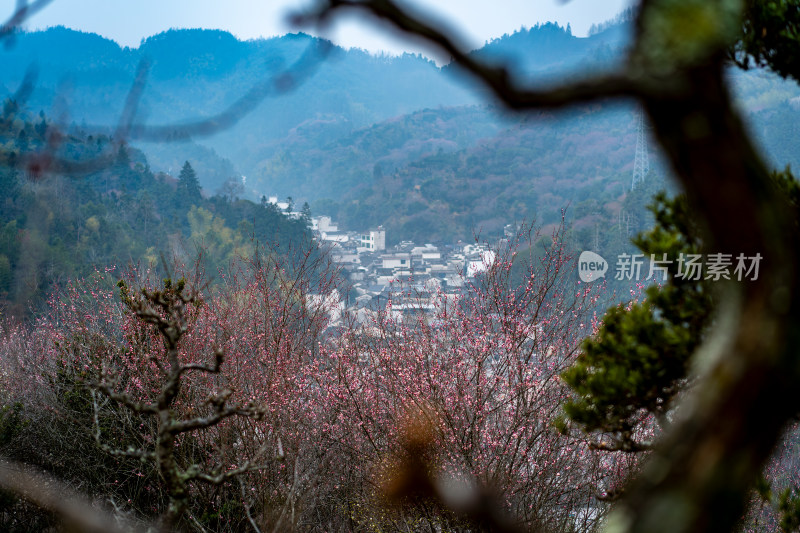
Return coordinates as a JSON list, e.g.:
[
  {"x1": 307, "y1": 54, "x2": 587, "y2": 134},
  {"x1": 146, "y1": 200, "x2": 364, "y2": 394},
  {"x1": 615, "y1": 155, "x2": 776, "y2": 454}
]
[{"x1": 1, "y1": 19, "x2": 796, "y2": 247}]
